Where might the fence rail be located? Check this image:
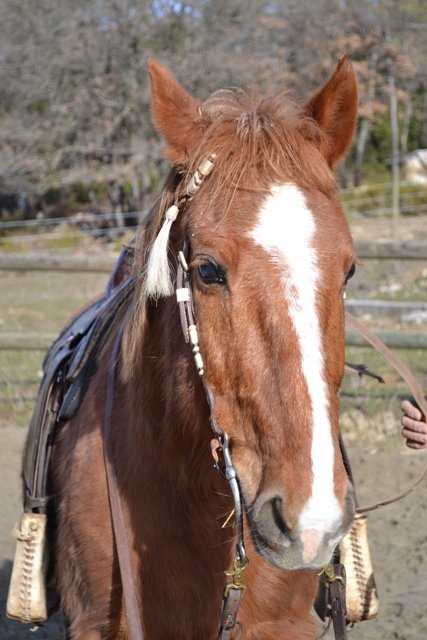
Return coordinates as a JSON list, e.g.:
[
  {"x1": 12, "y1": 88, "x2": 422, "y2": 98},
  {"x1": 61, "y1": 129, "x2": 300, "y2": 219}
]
[
  {"x1": 0, "y1": 333, "x2": 57, "y2": 350},
  {"x1": 345, "y1": 329, "x2": 427, "y2": 350},
  {"x1": 0, "y1": 329, "x2": 426, "y2": 351},
  {"x1": 0, "y1": 252, "x2": 117, "y2": 272},
  {"x1": 1, "y1": 246, "x2": 426, "y2": 350},
  {"x1": 353, "y1": 241, "x2": 427, "y2": 260},
  {"x1": 1, "y1": 241, "x2": 427, "y2": 274}
]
